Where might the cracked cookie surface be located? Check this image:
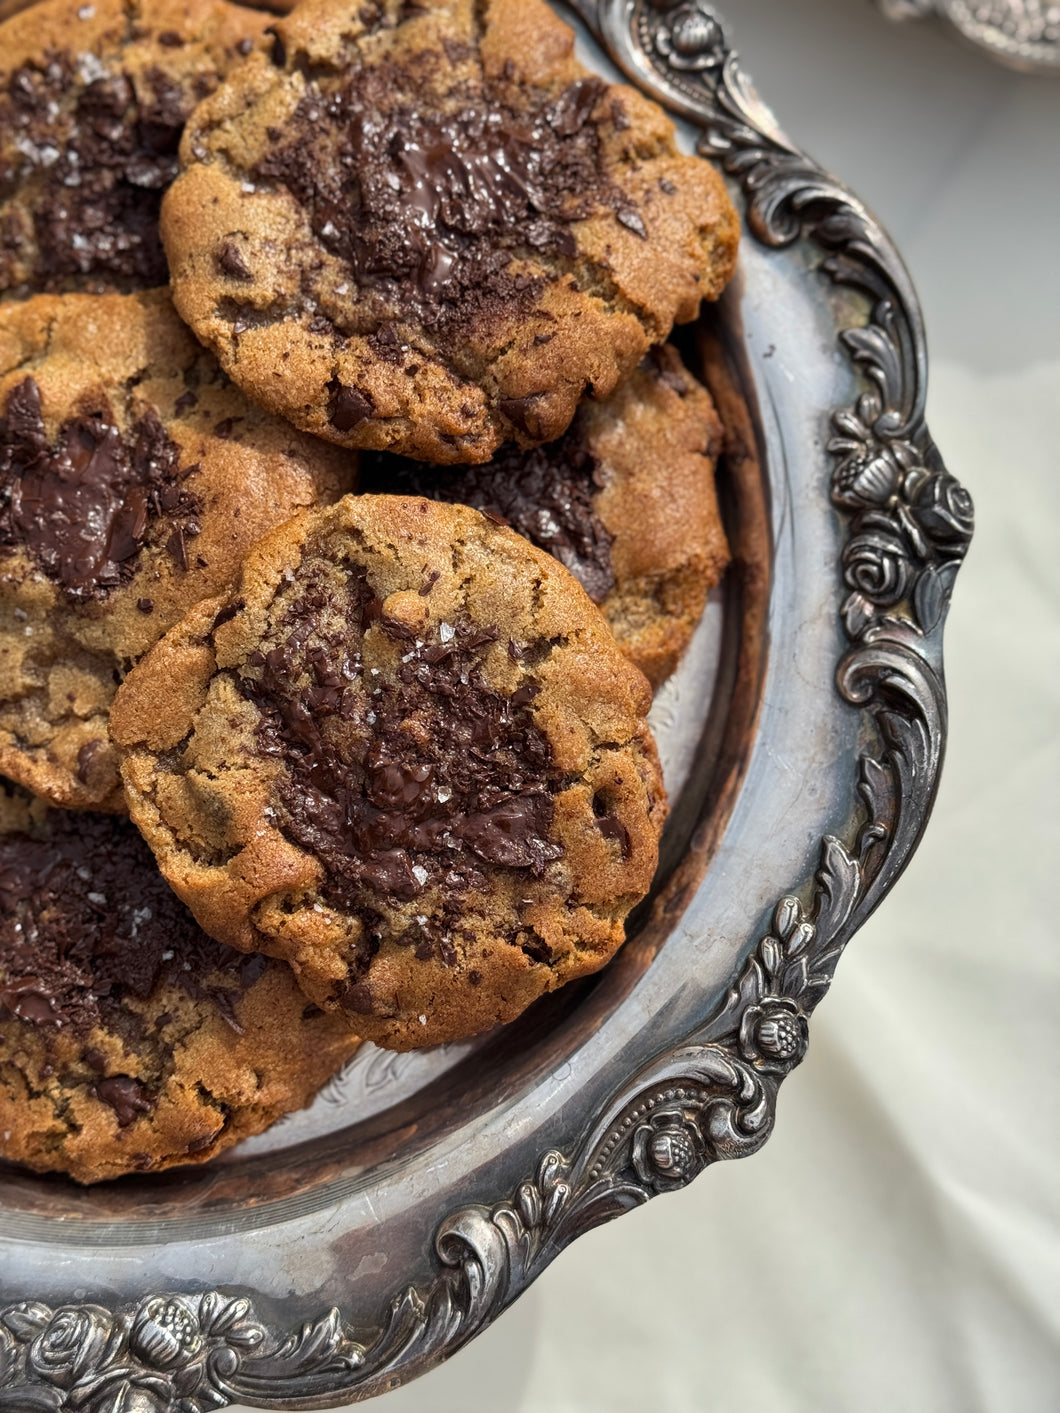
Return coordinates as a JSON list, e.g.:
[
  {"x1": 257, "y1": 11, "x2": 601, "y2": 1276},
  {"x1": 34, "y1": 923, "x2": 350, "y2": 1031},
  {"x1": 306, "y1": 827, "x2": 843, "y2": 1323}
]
[
  {"x1": 0, "y1": 0, "x2": 271, "y2": 299},
  {"x1": 161, "y1": 0, "x2": 738, "y2": 462},
  {"x1": 0, "y1": 779, "x2": 360, "y2": 1184},
  {"x1": 111, "y1": 494, "x2": 667, "y2": 1050},
  {"x1": 0, "y1": 288, "x2": 356, "y2": 811},
  {"x1": 363, "y1": 344, "x2": 730, "y2": 688}
]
